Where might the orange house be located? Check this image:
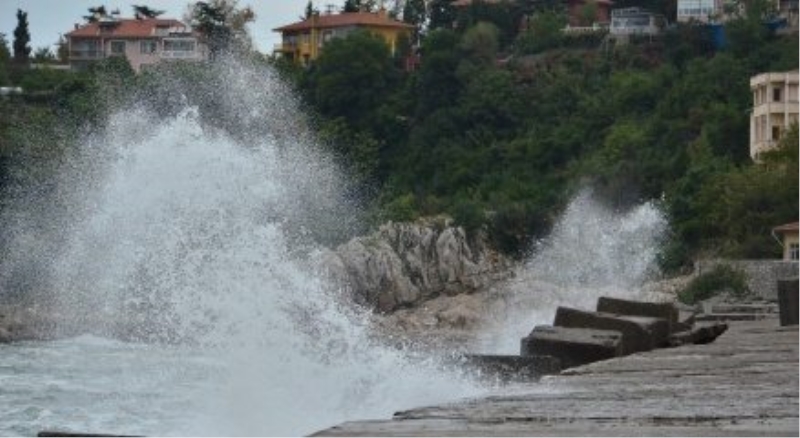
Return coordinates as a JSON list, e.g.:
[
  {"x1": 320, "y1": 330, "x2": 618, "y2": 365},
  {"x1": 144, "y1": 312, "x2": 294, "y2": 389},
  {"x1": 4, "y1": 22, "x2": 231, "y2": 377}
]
[{"x1": 273, "y1": 9, "x2": 414, "y2": 65}]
